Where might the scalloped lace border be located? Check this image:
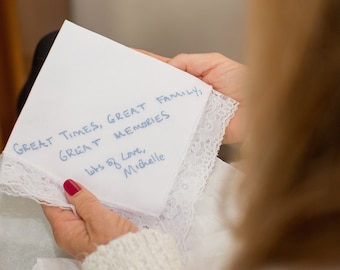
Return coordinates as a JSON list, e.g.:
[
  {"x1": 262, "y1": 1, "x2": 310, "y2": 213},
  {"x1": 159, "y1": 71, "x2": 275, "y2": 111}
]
[{"x1": 0, "y1": 90, "x2": 238, "y2": 261}]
